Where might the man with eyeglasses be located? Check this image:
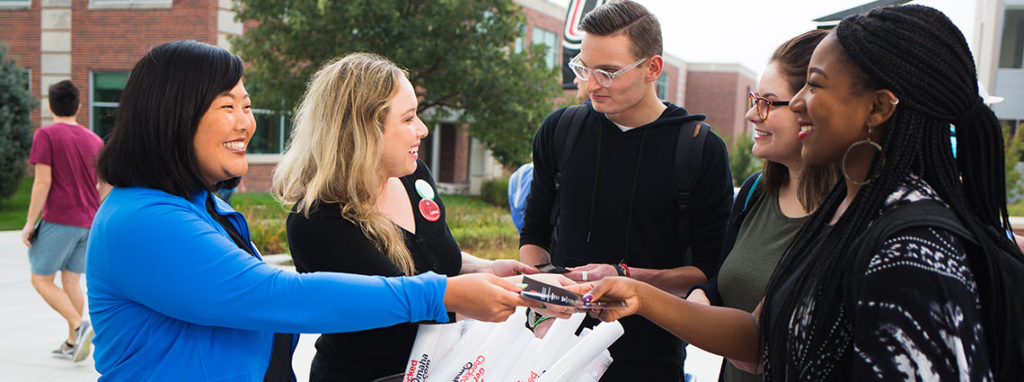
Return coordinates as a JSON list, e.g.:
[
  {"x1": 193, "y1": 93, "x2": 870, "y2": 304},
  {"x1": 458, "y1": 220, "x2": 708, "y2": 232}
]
[{"x1": 518, "y1": 1, "x2": 733, "y2": 381}]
